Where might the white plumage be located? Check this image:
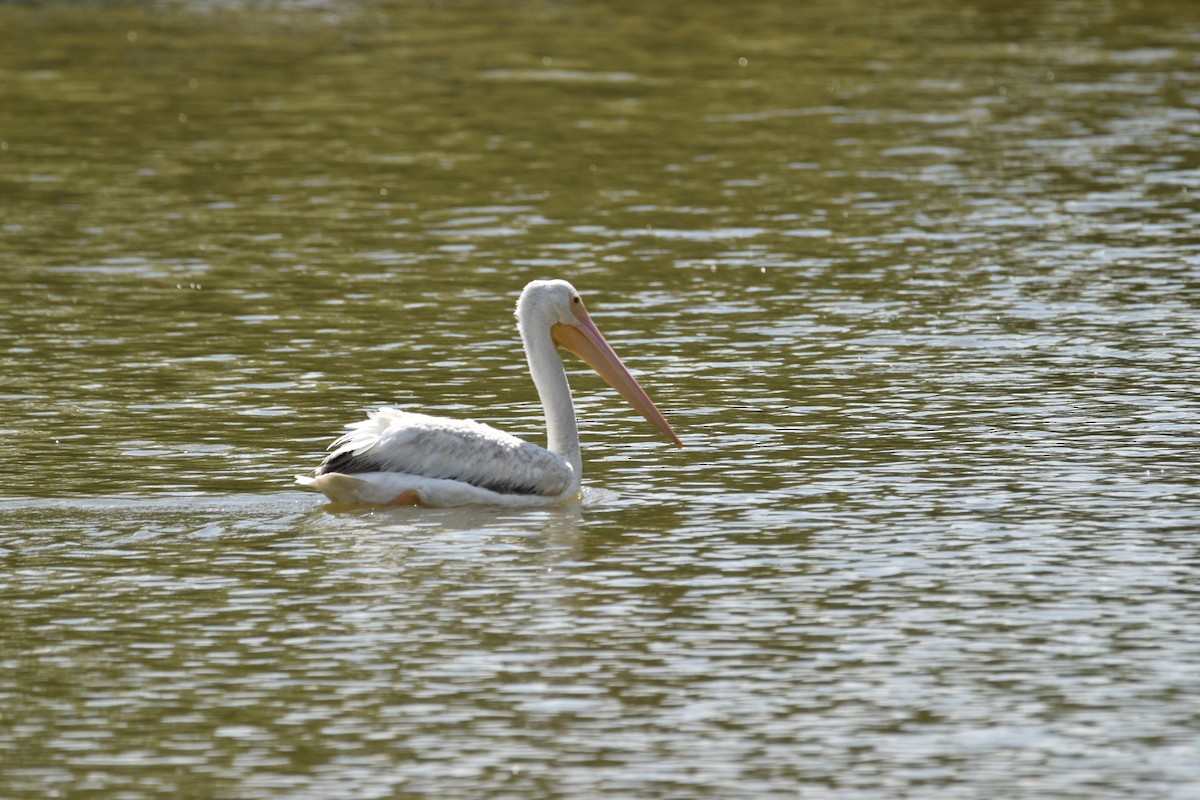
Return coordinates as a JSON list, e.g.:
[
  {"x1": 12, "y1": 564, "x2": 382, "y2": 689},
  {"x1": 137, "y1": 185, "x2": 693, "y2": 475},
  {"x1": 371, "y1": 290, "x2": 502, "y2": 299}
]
[{"x1": 296, "y1": 279, "x2": 681, "y2": 508}]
